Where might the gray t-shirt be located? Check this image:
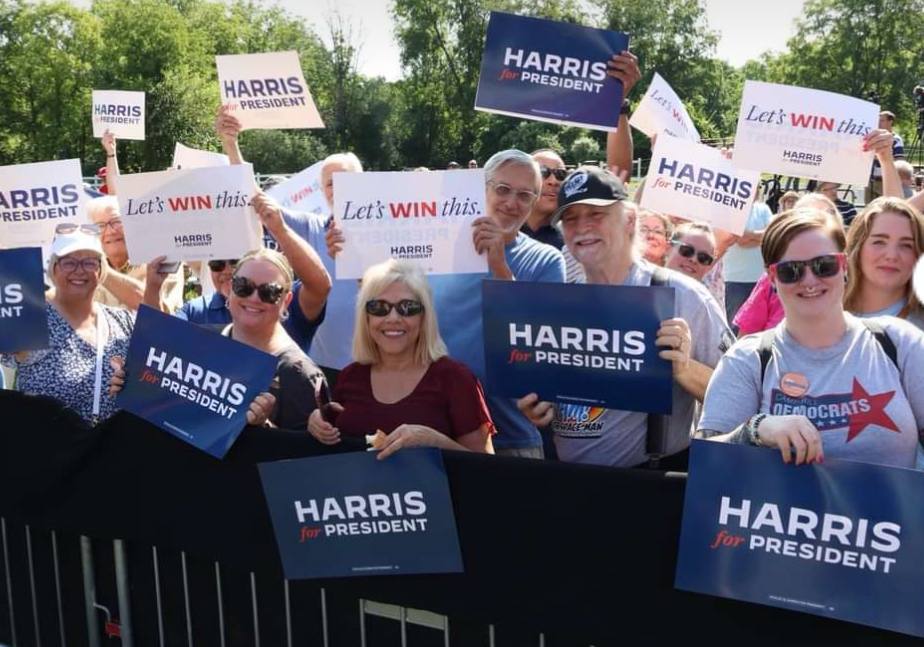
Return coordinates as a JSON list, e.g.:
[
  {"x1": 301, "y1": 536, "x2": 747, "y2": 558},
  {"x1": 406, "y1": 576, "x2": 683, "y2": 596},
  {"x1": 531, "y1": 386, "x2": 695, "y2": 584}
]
[
  {"x1": 698, "y1": 315, "x2": 924, "y2": 469},
  {"x1": 552, "y1": 260, "x2": 733, "y2": 467}
]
